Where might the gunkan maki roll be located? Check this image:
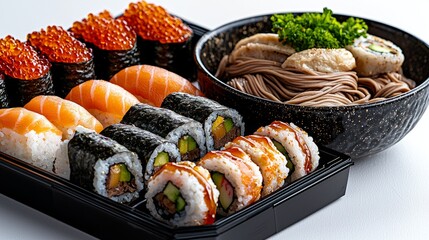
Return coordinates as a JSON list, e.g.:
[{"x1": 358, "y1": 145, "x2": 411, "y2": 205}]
[
  {"x1": 161, "y1": 92, "x2": 245, "y2": 151},
  {"x1": 121, "y1": 103, "x2": 206, "y2": 162},
  {"x1": 100, "y1": 123, "x2": 181, "y2": 182},
  {"x1": 122, "y1": 1, "x2": 195, "y2": 80},
  {"x1": 68, "y1": 128, "x2": 144, "y2": 203},
  {"x1": 0, "y1": 74, "x2": 10, "y2": 108},
  {"x1": 70, "y1": 10, "x2": 140, "y2": 80},
  {"x1": 0, "y1": 36, "x2": 54, "y2": 106},
  {"x1": 27, "y1": 26, "x2": 95, "y2": 97}
]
